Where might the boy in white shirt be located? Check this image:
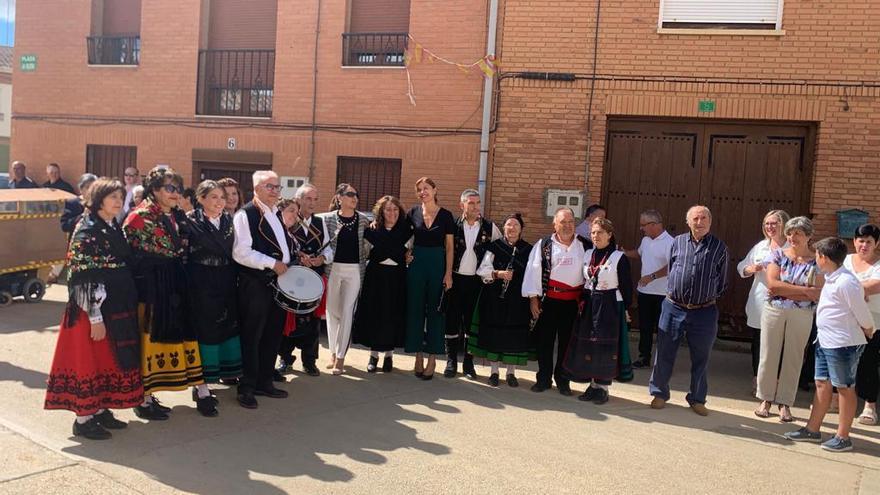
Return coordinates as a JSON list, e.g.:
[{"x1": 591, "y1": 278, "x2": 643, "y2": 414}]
[{"x1": 785, "y1": 237, "x2": 875, "y2": 452}]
